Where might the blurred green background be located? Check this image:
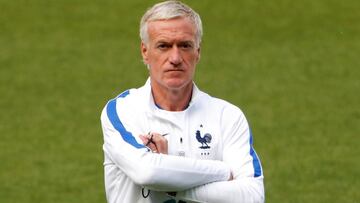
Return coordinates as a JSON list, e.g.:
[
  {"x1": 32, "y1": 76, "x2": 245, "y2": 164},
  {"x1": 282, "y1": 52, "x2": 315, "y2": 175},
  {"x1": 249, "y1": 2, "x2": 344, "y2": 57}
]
[{"x1": 1, "y1": 0, "x2": 359, "y2": 202}]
